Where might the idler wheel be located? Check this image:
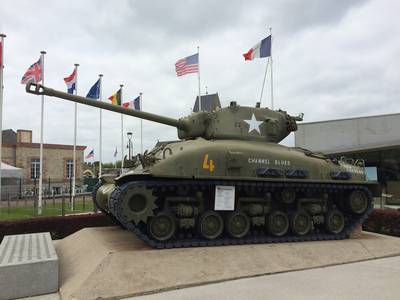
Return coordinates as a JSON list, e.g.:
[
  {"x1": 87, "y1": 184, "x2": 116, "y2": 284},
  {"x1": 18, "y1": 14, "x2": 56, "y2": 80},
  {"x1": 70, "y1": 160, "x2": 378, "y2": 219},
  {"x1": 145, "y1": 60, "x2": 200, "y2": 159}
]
[
  {"x1": 267, "y1": 211, "x2": 289, "y2": 236},
  {"x1": 278, "y1": 188, "x2": 296, "y2": 204},
  {"x1": 290, "y1": 210, "x2": 311, "y2": 235},
  {"x1": 225, "y1": 212, "x2": 250, "y2": 238},
  {"x1": 325, "y1": 209, "x2": 345, "y2": 234},
  {"x1": 348, "y1": 190, "x2": 368, "y2": 214},
  {"x1": 119, "y1": 184, "x2": 157, "y2": 224},
  {"x1": 198, "y1": 211, "x2": 224, "y2": 240},
  {"x1": 148, "y1": 212, "x2": 176, "y2": 241}
]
